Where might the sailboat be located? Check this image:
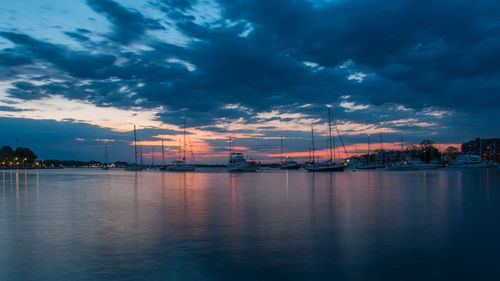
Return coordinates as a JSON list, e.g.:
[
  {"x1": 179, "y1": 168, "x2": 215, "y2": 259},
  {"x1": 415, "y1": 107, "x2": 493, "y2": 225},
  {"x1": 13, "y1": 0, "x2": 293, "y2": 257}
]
[
  {"x1": 158, "y1": 139, "x2": 167, "y2": 170},
  {"x1": 279, "y1": 136, "x2": 301, "y2": 170},
  {"x1": 125, "y1": 125, "x2": 143, "y2": 171},
  {"x1": 164, "y1": 118, "x2": 196, "y2": 171},
  {"x1": 102, "y1": 142, "x2": 110, "y2": 170},
  {"x1": 227, "y1": 137, "x2": 260, "y2": 172},
  {"x1": 305, "y1": 108, "x2": 346, "y2": 172},
  {"x1": 386, "y1": 137, "x2": 417, "y2": 171},
  {"x1": 357, "y1": 135, "x2": 377, "y2": 169}
]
